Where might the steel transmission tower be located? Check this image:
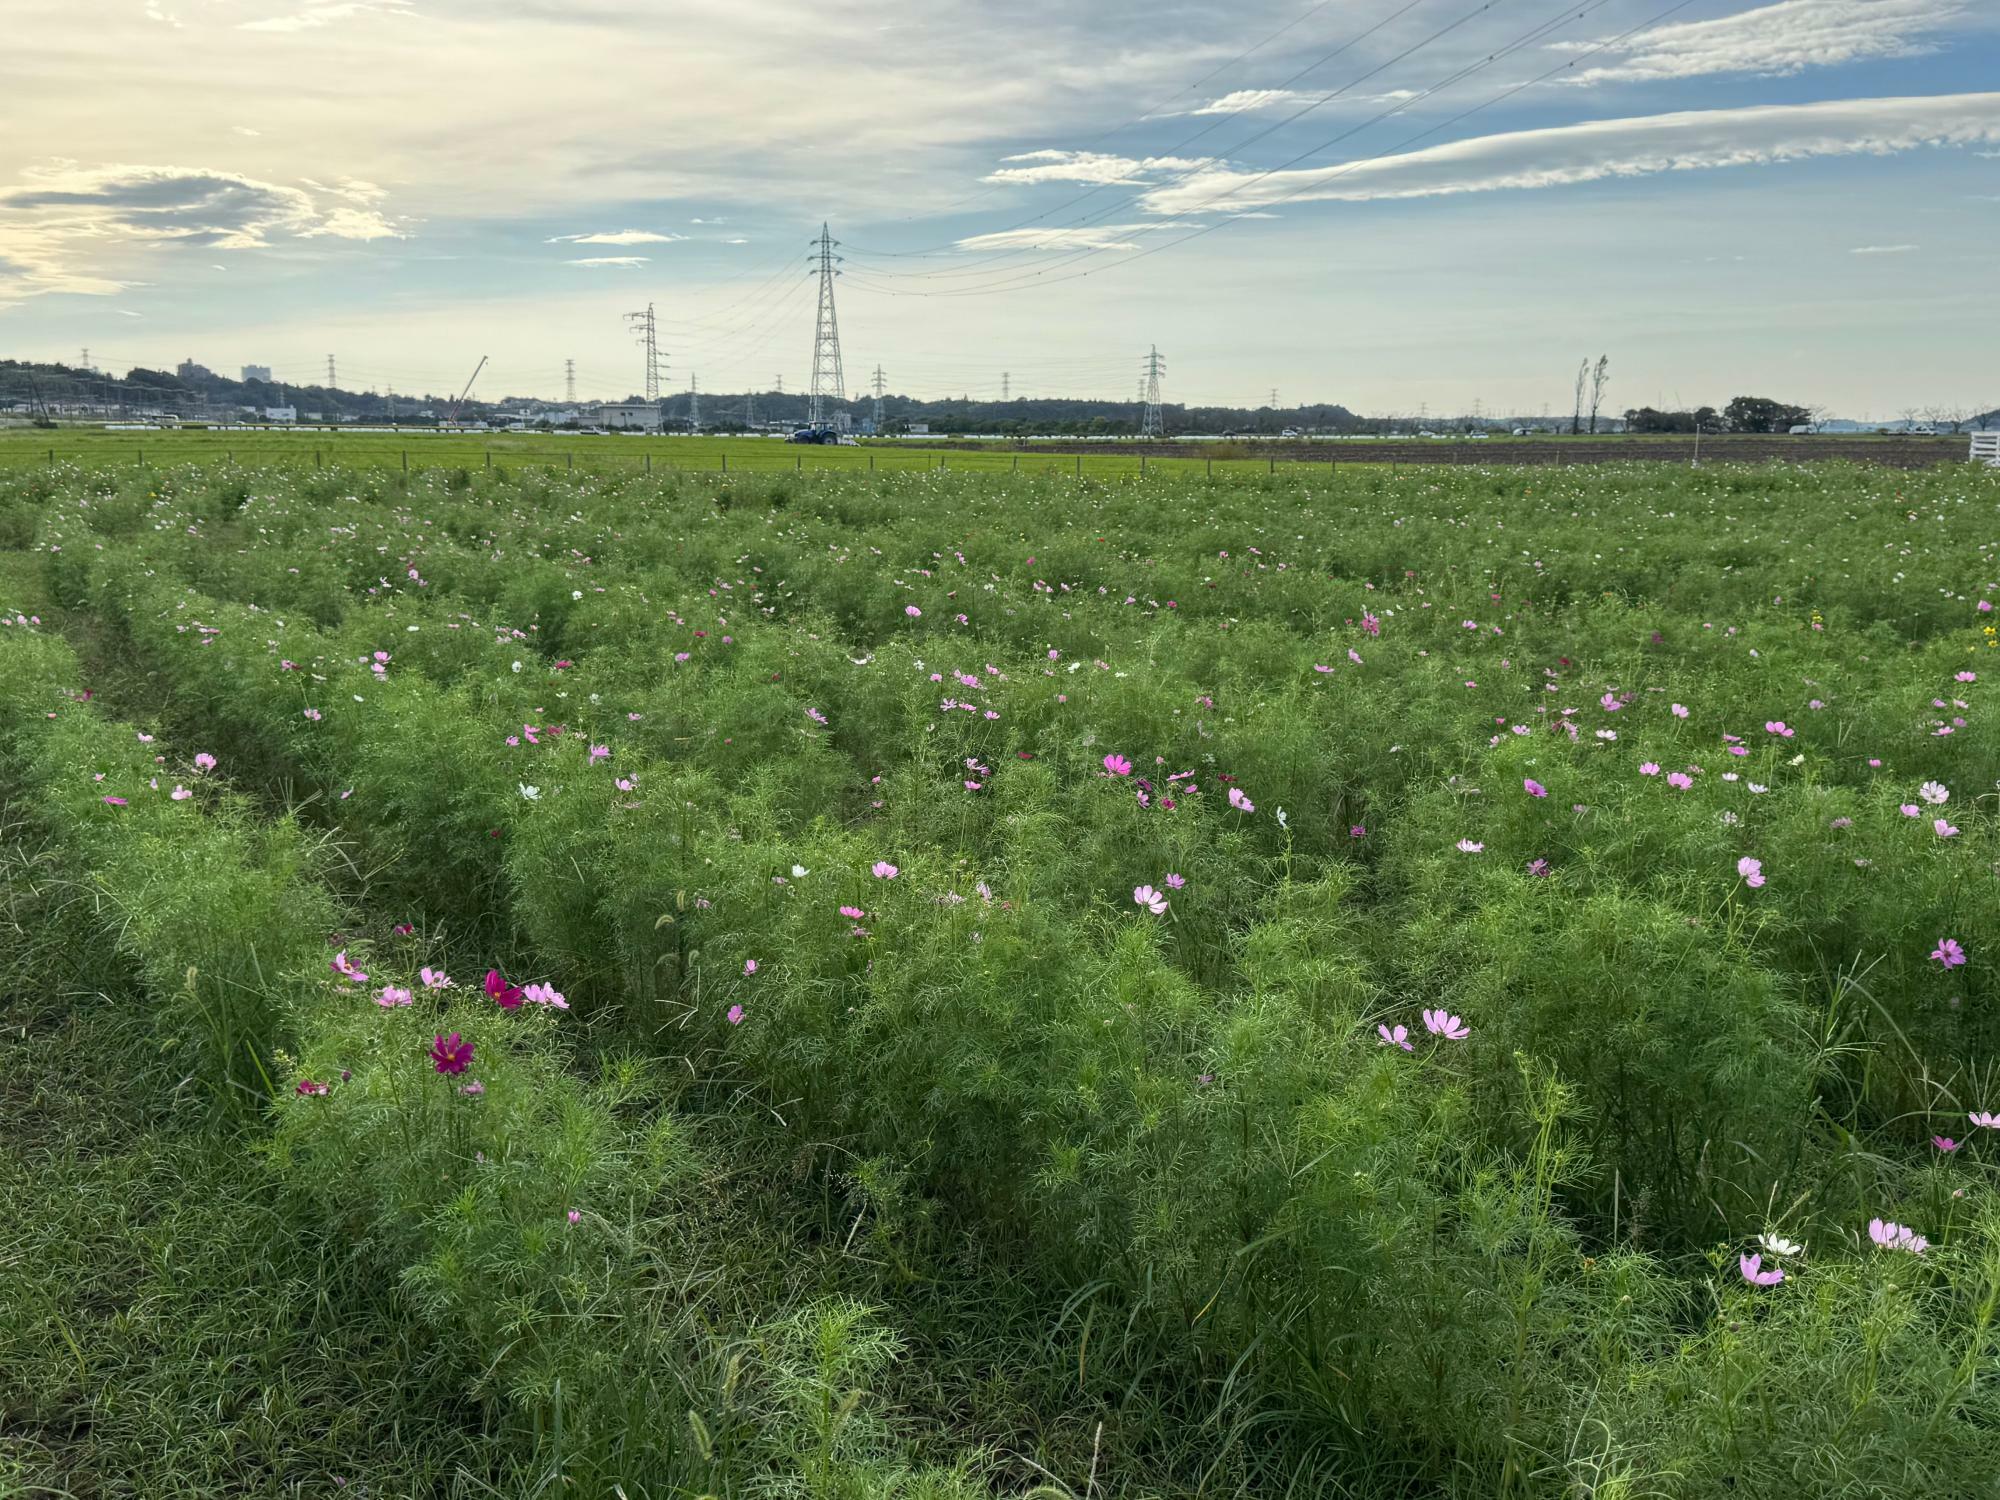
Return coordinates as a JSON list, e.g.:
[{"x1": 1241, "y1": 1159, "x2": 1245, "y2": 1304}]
[
  {"x1": 565, "y1": 359, "x2": 576, "y2": 404},
  {"x1": 625, "y1": 303, "x2": 664, "y2": 401},
  {"x1": 327, "y1": 354, "x2": 337, "y2": 388},
  {"x1": 870, "y1": 365, "x2": 886, "y2": 429},
  {"x1": 808, "y1": 224, "x2": 844, "y2": 430},
  {"x1": 1001, "y1": 371, "x2": 1010, "y2": 402},
  {"x1": 1141, "y1": 346, "x2": 1165, "y2": 438},
  {"x1": 688, "y1": 372, "x2": 701, "y2": 431}
]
